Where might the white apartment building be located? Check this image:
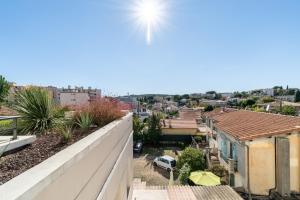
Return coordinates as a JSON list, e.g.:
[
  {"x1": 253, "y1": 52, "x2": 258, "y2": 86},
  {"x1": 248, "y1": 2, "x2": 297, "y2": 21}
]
[{"x1": 57, "y1": 86, "x2": 101, "y2": 106}]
